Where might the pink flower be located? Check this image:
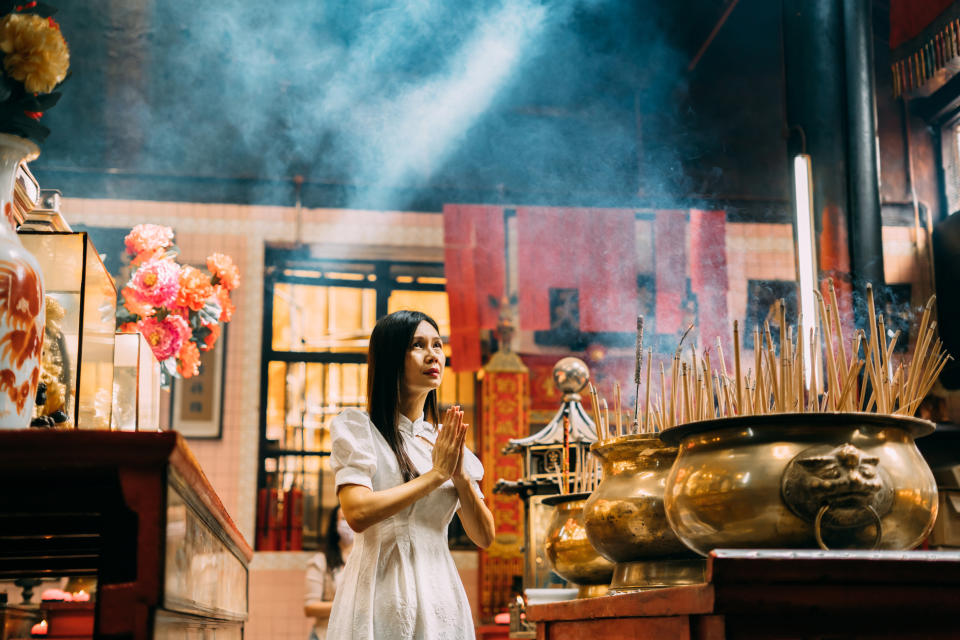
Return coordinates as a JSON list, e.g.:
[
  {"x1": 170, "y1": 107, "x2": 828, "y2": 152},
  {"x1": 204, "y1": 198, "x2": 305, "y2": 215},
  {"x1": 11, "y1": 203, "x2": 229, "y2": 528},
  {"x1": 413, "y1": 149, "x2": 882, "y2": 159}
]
[
  {"x1": 138, "y1": 314, "x2": 190, "y2": 361},
  {"x1": 124, "y1": 224, "x2": 174, "y2": 257},
  {"x1": 130, "y1": 258, "x2": 179, "y2": 307}
]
